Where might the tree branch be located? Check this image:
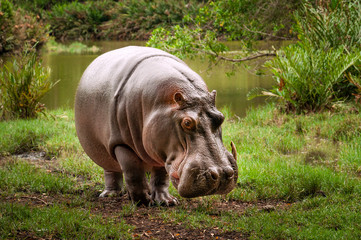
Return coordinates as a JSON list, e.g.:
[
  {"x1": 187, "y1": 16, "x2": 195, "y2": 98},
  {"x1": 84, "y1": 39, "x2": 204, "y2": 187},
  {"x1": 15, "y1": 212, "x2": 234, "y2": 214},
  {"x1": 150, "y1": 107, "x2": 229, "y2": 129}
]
[
  {"x1": 204, "y1": 47, "x2": 276, "y2": 62},
  {"x1": 242, "y1": 25, "x2": 293, "y2": 40},
  {"x1": 215, "y1": 52, "x2": 276, "y2": 62}
]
